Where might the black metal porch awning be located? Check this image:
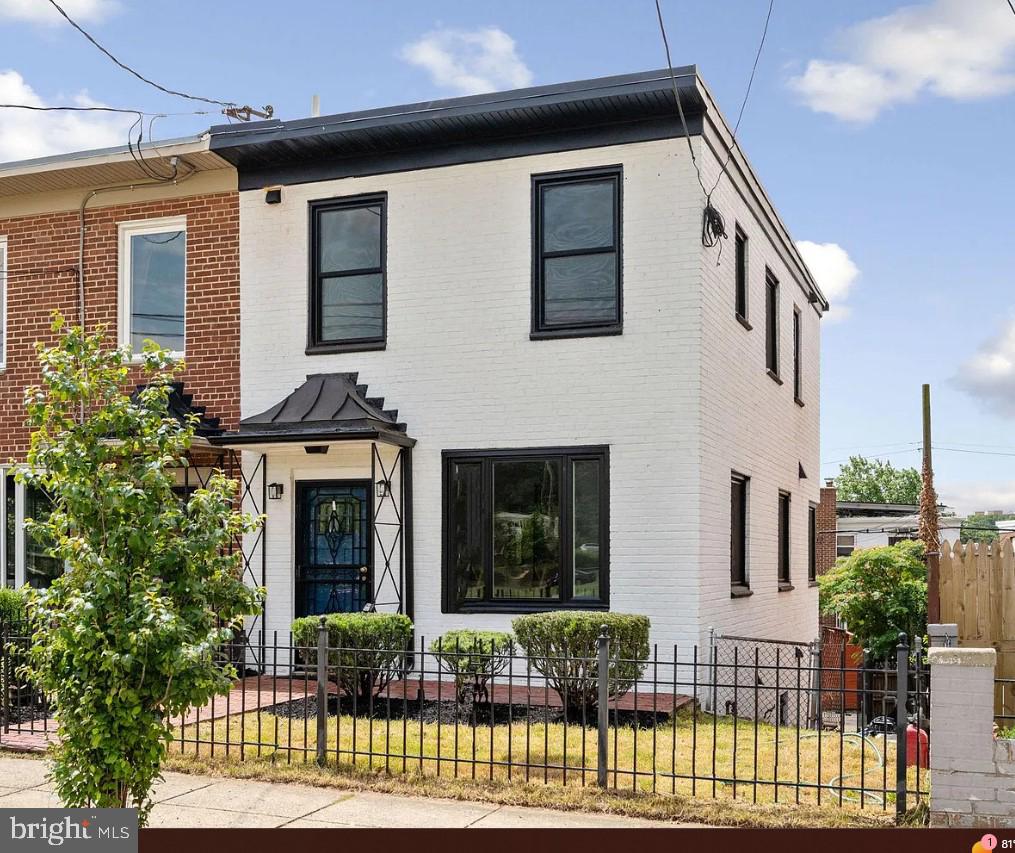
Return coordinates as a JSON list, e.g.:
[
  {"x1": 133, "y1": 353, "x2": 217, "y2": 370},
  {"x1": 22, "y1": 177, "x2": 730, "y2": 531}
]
[
  {"x1": 131, "y1": 381, "x2": 224, "y2": 439},
  {"x1": 209, "y1": 373, "x2": 415, "y2": 448}
]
